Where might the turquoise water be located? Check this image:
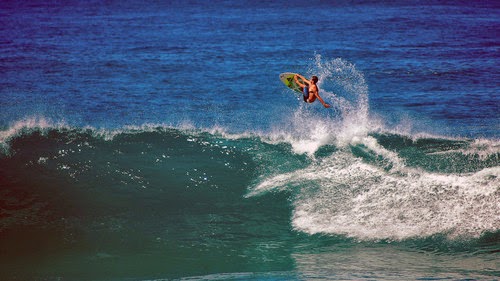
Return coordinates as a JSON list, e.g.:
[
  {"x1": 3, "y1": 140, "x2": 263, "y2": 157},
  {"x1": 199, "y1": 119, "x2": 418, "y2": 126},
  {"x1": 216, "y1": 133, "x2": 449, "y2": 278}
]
[
  {"x1": 1, "y1": 126, "x2": 498, "y2": 280},
  {"x1": 0, "y1": 1, "x2": 499, "y2": 280}
]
